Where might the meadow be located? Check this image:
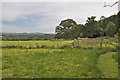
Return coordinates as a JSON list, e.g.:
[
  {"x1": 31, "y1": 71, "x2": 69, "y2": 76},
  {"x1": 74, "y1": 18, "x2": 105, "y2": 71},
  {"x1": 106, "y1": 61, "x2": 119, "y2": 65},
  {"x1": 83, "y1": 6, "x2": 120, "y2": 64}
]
[
  {"x1": 2, "y1": 40, "x2": 73, "y2": 49},
  {"x1": 2, "y1": 38, "x2": 119, "y2": 78}
]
